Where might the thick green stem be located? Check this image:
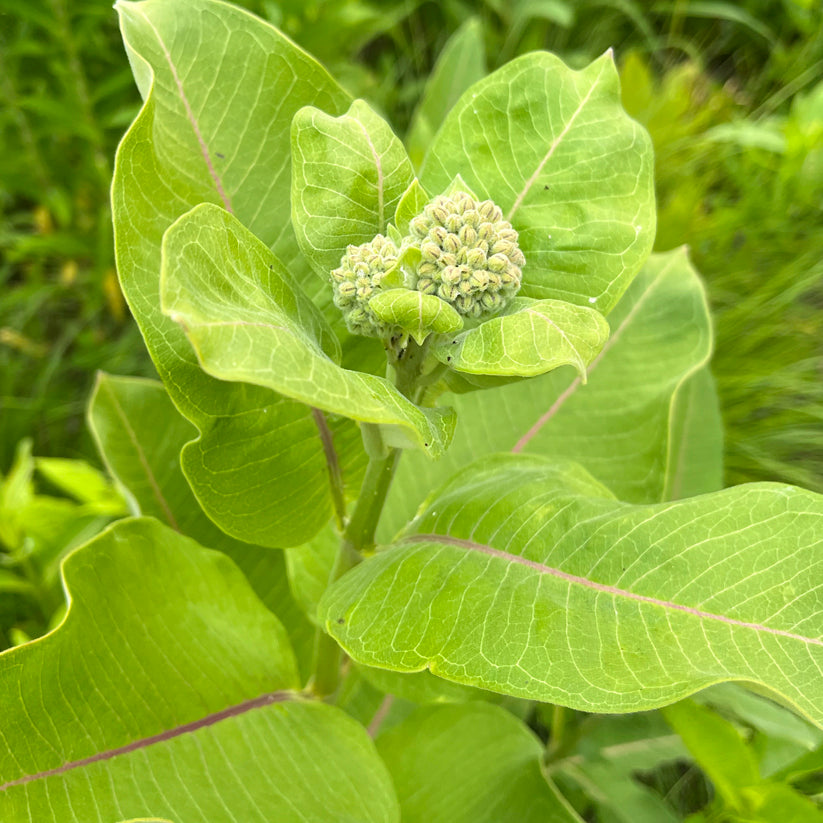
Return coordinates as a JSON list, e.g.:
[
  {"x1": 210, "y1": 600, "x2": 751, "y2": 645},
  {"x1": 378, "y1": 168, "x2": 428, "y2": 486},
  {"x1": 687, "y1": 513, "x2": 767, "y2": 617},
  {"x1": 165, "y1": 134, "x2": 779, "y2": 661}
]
[
  {"x1": 311, "y1": 339, "x2": 433, "y2": 697},
  {"x1": 342, "y1": 440, "x2": 401, "y2": 556},
  {"x1": 311, "y1": 426, "x2": 401, "y2": 697}
]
